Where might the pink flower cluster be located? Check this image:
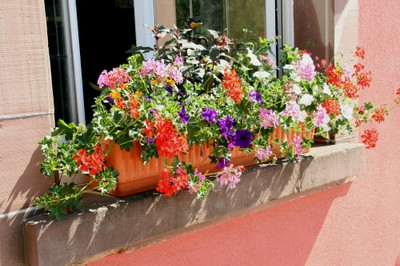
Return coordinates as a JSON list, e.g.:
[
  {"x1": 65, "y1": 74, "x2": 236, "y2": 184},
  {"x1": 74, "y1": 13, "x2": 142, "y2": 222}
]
[
  {"x1": 140, "y1": 56, "x2": 184, "y2": 85},
  {"x1": 282, "y1": 100, "x2": 305, "y2": 122},
  {"x1": 255, "y1": 146, "x2": 273, "y2": 161},
  {"x1": 296, "y1": 53, "x2": 316, "y2": 82},
  {"x1": 313, "y1": 105, "x2": 330, "y2": 128},
  {"x1": 97, "y1": 68, "x2": 131, "y2": 89},
  {"x1": 259, "y1": 109, "x2": 279, "y2": 128},
  {"x1": 218, "y1": 164, "x2": 245, "y2": 189},
  {"x1": 187, "y1": 169, "x2": 207, "y2": 194}
]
